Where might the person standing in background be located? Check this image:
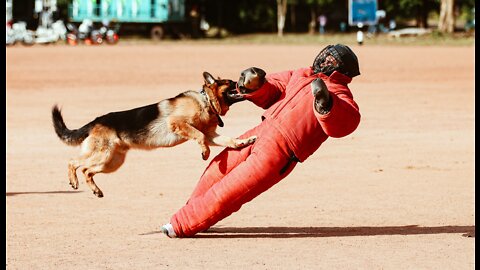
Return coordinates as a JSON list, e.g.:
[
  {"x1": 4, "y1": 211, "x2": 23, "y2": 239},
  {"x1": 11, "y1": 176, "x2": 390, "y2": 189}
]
[{"x1": 318, "y1": 14, "x2": 327, "y2": 34}]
